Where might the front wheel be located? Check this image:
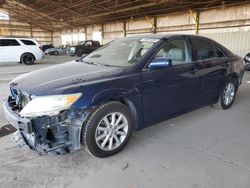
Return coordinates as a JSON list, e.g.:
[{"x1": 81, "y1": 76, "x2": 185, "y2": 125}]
[
  {"x1": 215, "y1": 78, "x2": 238, "y2": 109},
  {"x1": 82, "y1": 101, "x2": 133, "y2": 158}
]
